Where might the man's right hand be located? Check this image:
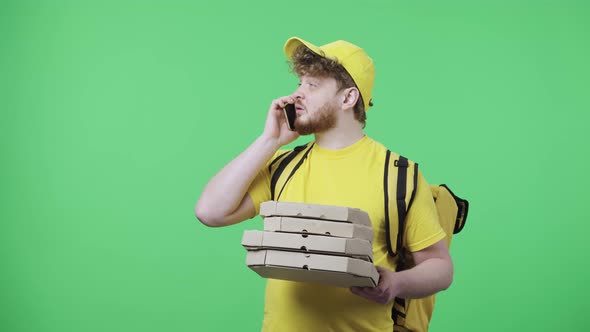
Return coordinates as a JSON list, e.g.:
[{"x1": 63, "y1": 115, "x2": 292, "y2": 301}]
[
  {"x1": 263, "y1": 96, "x2": 300, "y2": 147},
  {"x1": 195, "y1": 95, "x2": 301, "y2": 227}
]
